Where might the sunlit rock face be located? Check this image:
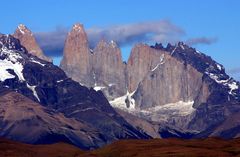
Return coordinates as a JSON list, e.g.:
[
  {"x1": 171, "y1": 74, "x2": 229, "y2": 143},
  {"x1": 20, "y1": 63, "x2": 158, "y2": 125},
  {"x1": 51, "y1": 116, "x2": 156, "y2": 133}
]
[
  {"x1": 60, "y1": 23, "x2": 93, "y2": 86},
  {"x1": 60, "y1": 24, "x2": 127, "y2": 100},
  {"x1": 92, "y1": 40, "x2": 127, "y2": 100}
]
